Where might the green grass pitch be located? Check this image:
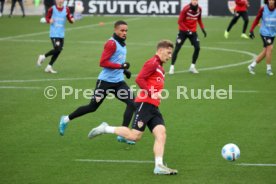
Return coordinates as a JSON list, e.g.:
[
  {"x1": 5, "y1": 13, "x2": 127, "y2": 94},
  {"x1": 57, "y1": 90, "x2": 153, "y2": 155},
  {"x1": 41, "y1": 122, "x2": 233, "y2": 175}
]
[{"x1": 0, "y1": 15, "x2": 275, "y2": 183}]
